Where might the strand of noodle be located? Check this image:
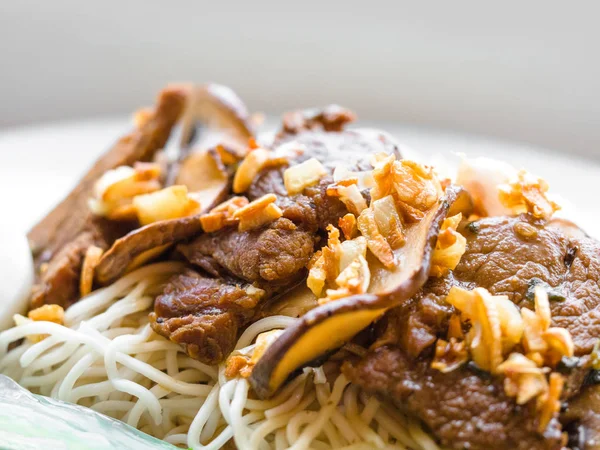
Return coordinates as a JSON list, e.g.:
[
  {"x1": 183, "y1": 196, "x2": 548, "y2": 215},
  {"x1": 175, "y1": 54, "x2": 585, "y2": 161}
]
[
  {"x1": 315, "y1": 382, "x2": 360, "y2": 444},
  {"x1": 286, "y1": 410, "x2": 318, "y2": 444},
  {"x1": 20, "y1": 346, "x2": 89, "y2": 388},
  {"x1": 20, "y1": 335, "x2": 77, "y2": 371},
  {"x1": 342, "y1": 385, "x2": 385, "y2": 448},
  {"x1": 0, "y1": 321, "x2": 106, "y2": 357},
  {"x1": 118, "y1": 340, "x2": 183, "y2": 354},
  {"x1": 249, "y1": 391, "x2": 317, "y2": 449},
  {"x1": 275, "y1": 429, "x2": 288, "y2": 450},
  {"x1": 344, "y1": 384, "x2": 359, "y2": 415},
  {"x1": 187, "y1": 384, "x2": 234, "y2": 450},
  {"x1": 166, "y1": 349, "x2": 178, "y2": 377},
  {"x1": 288, "y1": 374, "x2": 350, "y2": 450},
  {"x1": 359, "y1": 395, "x2": 380, "y2": 424},
  {"x1": 103, "y1": 325, "x2": 213, "y2": 397},
  {"x1": 322, "y1": 421, "x2": 344, "y2": 449},
  {"x1": 244, "y1": 373, "x2": 308, "y2": 410},
  {"x1": 345, "y1": 412, "x2": 385, "y2": 448},
  {"x1": 178, "y1": 355, "x2": 218, "y2": 380},
  {"x1": 230, "y1": 379, "x2": 250, "y2": 449},
  {"x1": 199, "y1": 403, "x2": 223, "y2": 444},
  {"x1": 101, "y1": 326, "x2": 139, "y2": 338},
  {"x1": 250, "y1": 412, "x2": 299, "y2": 449},
  {"x1": 218, "y1": 379, "x2": 237, "y2": 424},
  {"x1": 64, "y1": 262, "x2": 183, "y2": 324},
  {"x1": 58, "y1": 352, "x2": 99, "y2": 401},
  {"x1": 164, "y1": 424, "x2": 190, "y2": 438},
  {"x1": 103, "y1": 327, "x2": 163, "y2": 425},
  {"x1": 165, "y1": 433, "x2": 189, "y2": 446},
  {"x1": 377, "y1": 423, "x2": 389, "y2": 446},
  {"x1": 408, "y1": 420, "x2": 440, "y2": 450},
  {"x1": 325, "y1": 411, "x2": 357, "y2": 444},
  {"x1": 125, "y1": 368, "x2": 209, "y2": 429},
  {"x1": 85, "y1": 288, "x2": 151, "y2": 331},
  {"x1": 264, "y1": 375, "x2": 307, "y2": 418},
  {"x1": 69, "y1": 349, "x2": 154, "y2": 404},
  {"x1": 0, "y1": 342, "x2": 30, "y2": 374},
  {"x1": 235, "y1": 316, "x2": 298, "y2": 349},
  {"x1": 373, "y1": 410, "x2": 415, "y2": 449}
]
